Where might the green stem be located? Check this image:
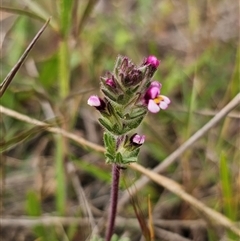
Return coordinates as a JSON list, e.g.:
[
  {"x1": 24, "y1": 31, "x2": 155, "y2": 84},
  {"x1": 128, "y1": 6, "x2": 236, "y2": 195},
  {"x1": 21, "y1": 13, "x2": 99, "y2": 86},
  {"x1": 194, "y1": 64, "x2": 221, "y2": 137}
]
[
  {"x1": 56, "y1": 24, "x2": 70, "y2": 215},
  {"x1": 58, "y1": 39, "x2": 70, "y2": 98},
  {"x1": 55, "y1": 135, "x2": 66, "y2": 215}
]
